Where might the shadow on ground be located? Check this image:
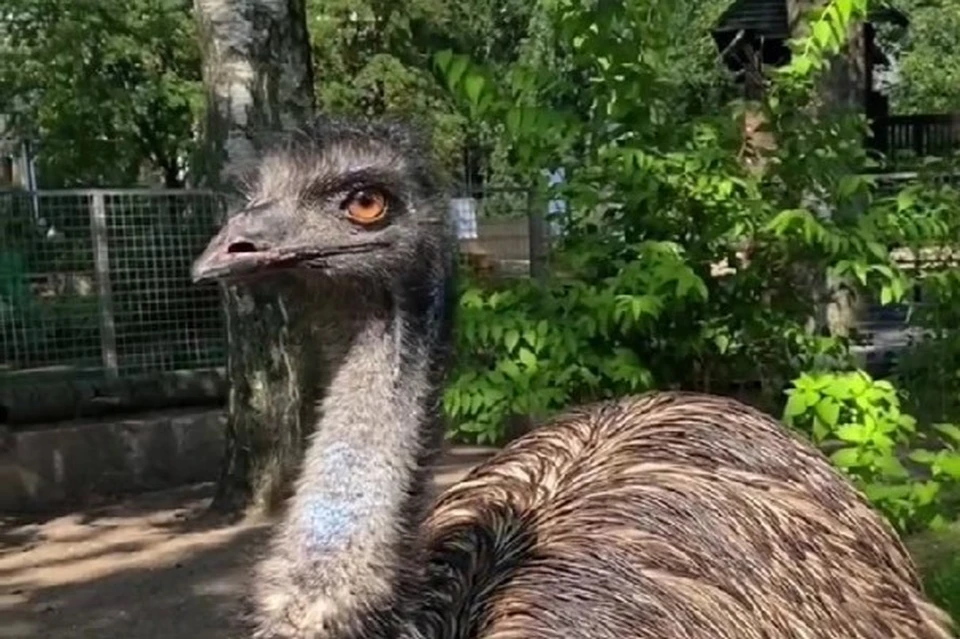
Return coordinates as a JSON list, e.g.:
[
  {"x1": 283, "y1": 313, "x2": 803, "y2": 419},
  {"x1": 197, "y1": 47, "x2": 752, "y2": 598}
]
[
  {"x1": 1, "y1": 483, "x2": 269, "y2": 639},
  {"x1": 3, "y1": 443, "x2": 957, "y2": 637},
  {"x1": 0, "y1": 445, "x2": 497, "y2": 639}
]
